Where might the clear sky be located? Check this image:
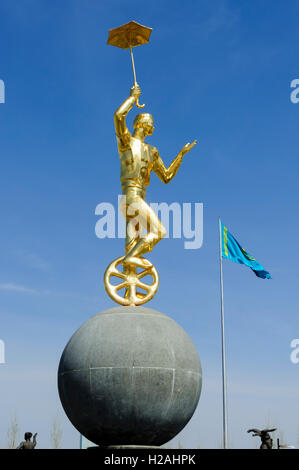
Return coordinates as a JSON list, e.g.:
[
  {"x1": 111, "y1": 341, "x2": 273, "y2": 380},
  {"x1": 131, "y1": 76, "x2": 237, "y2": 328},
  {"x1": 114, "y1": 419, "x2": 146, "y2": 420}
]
[{"x1": 0, "y1": 0, "x2": 299, "y2": 449}]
